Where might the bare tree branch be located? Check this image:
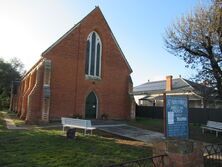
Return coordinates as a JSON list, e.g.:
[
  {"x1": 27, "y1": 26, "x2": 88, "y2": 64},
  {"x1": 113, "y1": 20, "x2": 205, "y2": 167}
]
[{"x1": 164, "y1": 0, "x2": 222, "y2": 98}]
